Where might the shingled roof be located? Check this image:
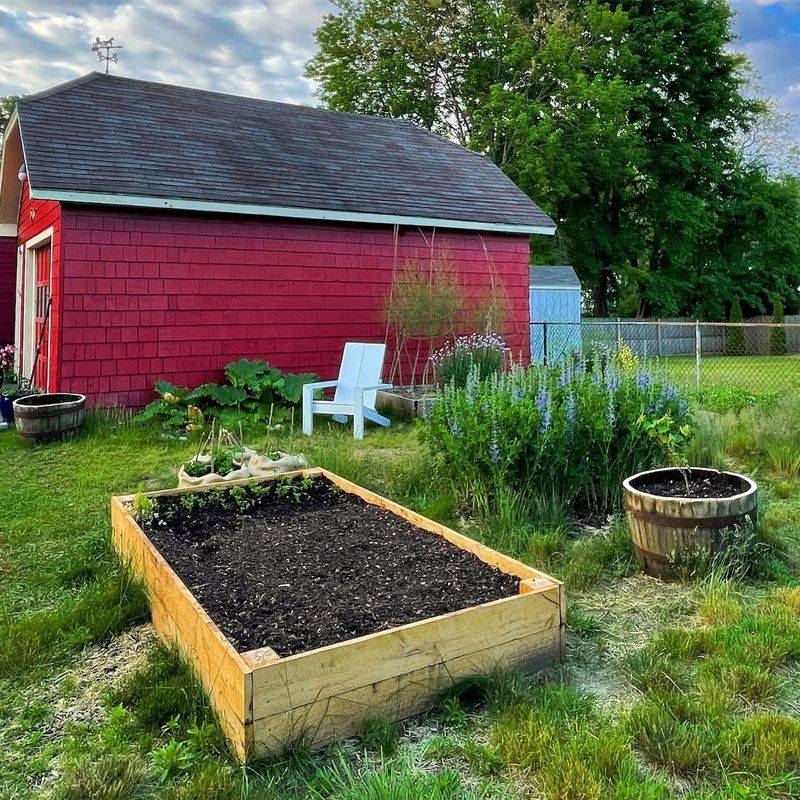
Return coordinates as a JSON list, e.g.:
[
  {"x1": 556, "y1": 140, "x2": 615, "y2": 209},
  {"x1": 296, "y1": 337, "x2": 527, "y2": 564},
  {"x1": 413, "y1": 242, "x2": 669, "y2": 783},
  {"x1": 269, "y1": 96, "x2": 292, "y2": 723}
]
[
  {"x1": 12, "y1": 73, "x2": 555, "y2": 235},
  {"x1": 529, "y1": 265, "x2": 581, "y2": 289}
]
